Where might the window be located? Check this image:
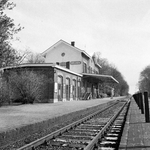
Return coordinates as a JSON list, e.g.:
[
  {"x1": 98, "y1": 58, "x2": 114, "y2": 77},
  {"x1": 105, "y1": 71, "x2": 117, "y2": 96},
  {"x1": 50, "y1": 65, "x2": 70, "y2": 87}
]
[
  {"x1": 83, "y1": 62, "x2": 87, "y2": 73},
  {"x1": 77, "y1": 81, "x2": 81, "y2": 99},
  {"x1": 88, "y1": 66, "x2": 91, "y2": 73},
  {"x1": 58, "y1": 76, "x2": 63, "y2": 101},
  {"x1": 72, "y1": 79, "x2": 76, "y2": 100}
]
